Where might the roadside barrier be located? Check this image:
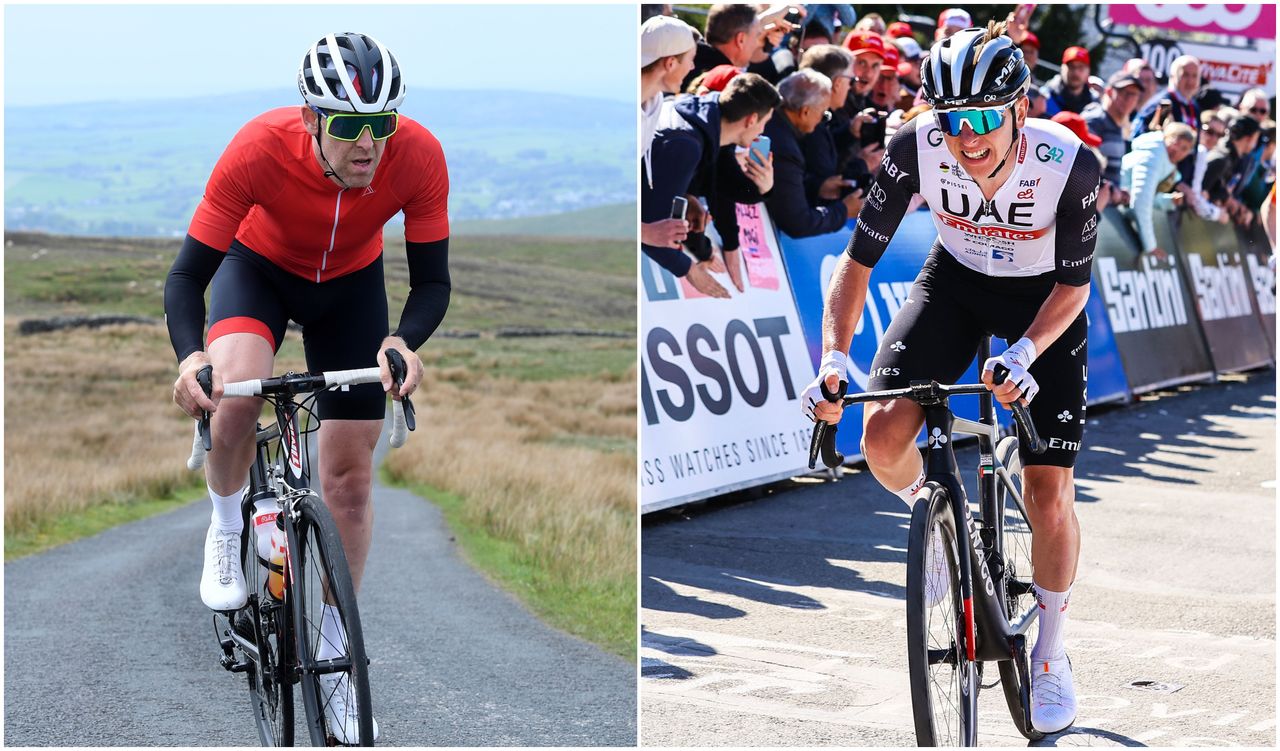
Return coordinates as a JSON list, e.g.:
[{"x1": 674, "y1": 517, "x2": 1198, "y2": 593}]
[{"x1": 641, "y1": 198, "x2": 1275, "y2": 514}]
